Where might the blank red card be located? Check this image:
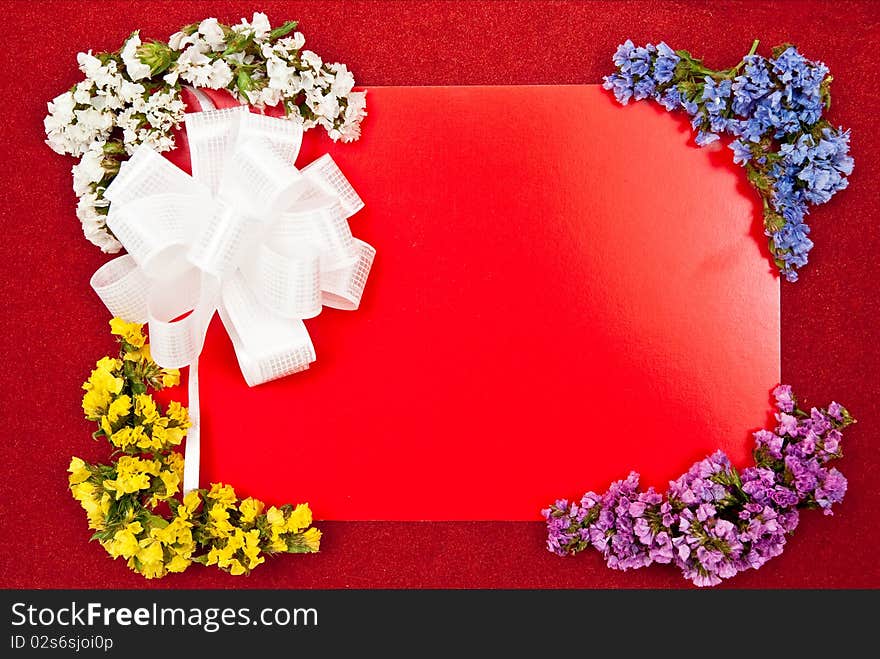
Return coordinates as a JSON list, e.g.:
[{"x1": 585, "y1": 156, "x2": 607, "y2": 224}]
[{"x1": 189, "y1": 86, "x2": 779, "y2": 520}]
